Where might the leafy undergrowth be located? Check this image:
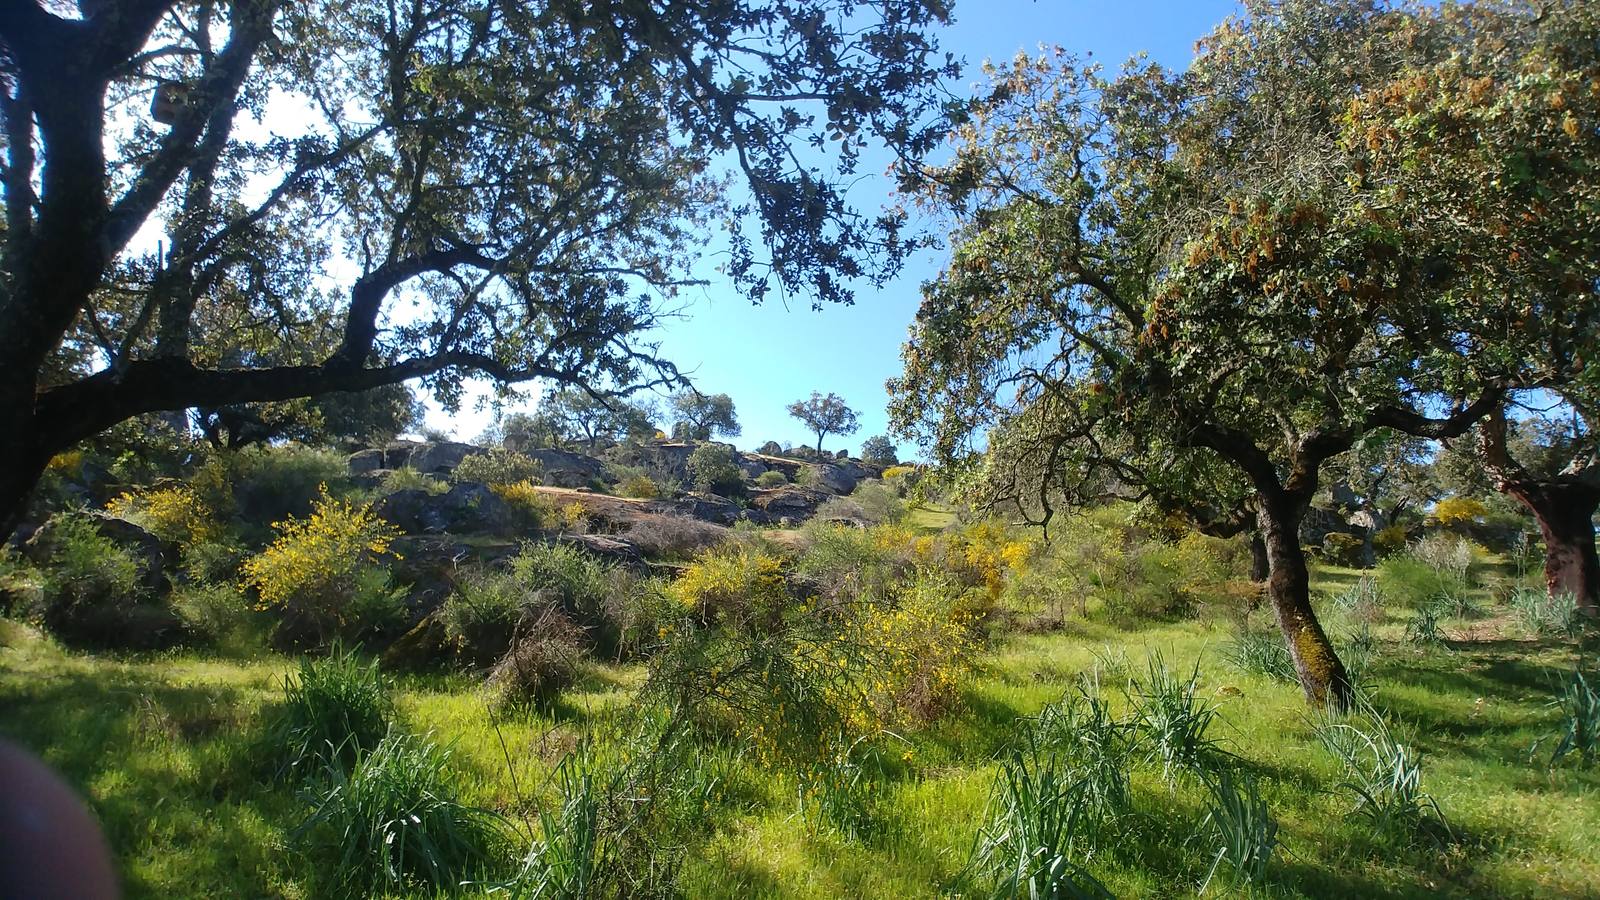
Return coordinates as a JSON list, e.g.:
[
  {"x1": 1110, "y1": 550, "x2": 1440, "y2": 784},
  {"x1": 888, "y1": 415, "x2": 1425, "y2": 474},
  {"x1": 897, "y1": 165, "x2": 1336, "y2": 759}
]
[{"x1": 2, "y1": 588, "x2": 1597, "y2": 898}]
